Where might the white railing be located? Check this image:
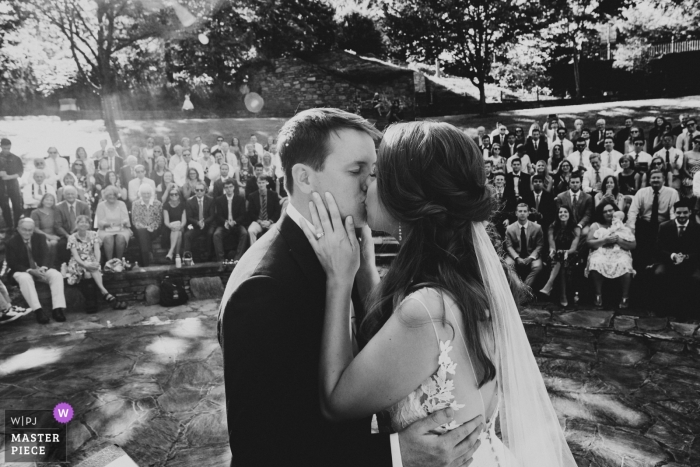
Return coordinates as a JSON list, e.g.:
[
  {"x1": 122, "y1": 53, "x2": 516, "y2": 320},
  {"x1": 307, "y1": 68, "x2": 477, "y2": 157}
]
[{"x1": 649, "y1": 39, "x2": 700, "y2": 56}]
